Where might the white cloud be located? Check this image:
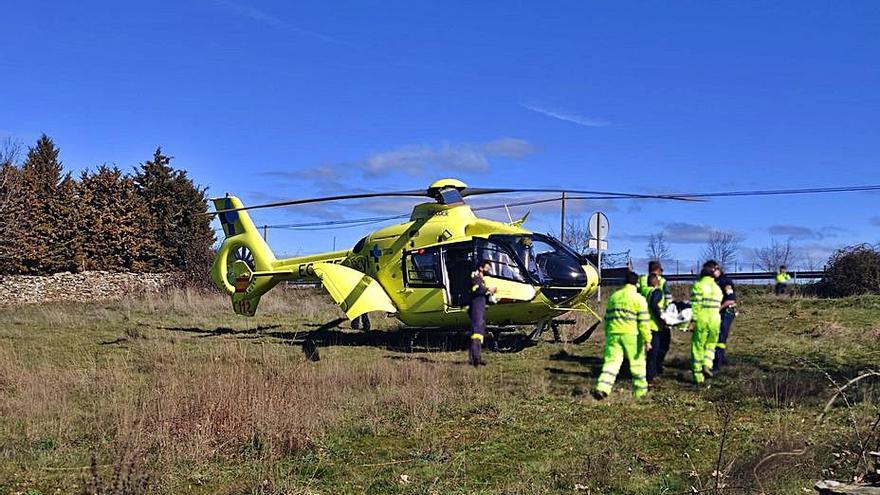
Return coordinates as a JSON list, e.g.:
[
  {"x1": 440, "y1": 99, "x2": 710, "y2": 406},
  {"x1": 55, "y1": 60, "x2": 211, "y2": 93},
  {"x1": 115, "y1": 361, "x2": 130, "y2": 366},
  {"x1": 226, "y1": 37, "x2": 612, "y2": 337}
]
[
  {"x1": 361, "y1": 143, "x2": 489, "y2": 177},
  {"x1": 360, "y1": 139, "x2": 537, "y2": 177},
  {"x1": 519, "y1": 102, "x2": 612, "y2": 128},
  {"x1": 767, "y1": 224, "x2": 821, "y2": 240},
  {"x1": 210, "y1": 0, "x2": 346, "y2": 45},
  {"x1": 482, "y1": 138, "x2": 537, "y2": 158},
  {"x1": 268, "y1": 138, "x2": 538, "y2": 183},
  {"x1": 211, "y1": 0, "x2": 287, "y2": 27}
]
